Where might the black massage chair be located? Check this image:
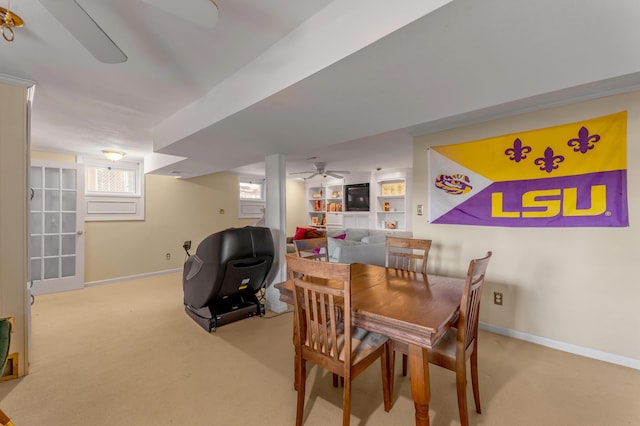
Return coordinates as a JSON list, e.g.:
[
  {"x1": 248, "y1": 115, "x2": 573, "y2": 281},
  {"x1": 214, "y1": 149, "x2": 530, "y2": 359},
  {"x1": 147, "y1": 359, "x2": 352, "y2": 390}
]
[{"x1": 182, "y1": 226, "x2": 275, "y2": 332}]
